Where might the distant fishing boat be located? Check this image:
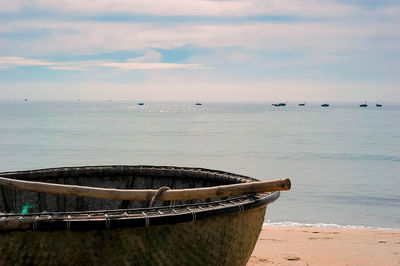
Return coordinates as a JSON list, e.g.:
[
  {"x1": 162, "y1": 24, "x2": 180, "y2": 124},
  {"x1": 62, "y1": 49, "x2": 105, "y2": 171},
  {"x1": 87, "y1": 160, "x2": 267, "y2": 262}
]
[
  {"x1": 0, "y1": 165, "x2": 290, "y2": 265},
  {"x1": 138, "y1": 102, "x2": 144, "y2": 106},
  {"x1": 272, "y1": 103, "x2": 286, "y2": 107},
  {"x1": 359, "y1": 101, "x2": 367, "y2": 107},
  {"x1": 376, "y1": 103, "x2": 382, "y2": 107},
  {"x1": 24, "y1": 99, "x2": 28, "y2": 102},
  {"x1": 298, "y1": 103, "x2": 305, "y2": 106},
  {"x1": 195, "y1": 103, "x2": 202, "y2": 106},
  {"x1": 321, "y1": 104, "x2": 329, "y2": 107}
]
